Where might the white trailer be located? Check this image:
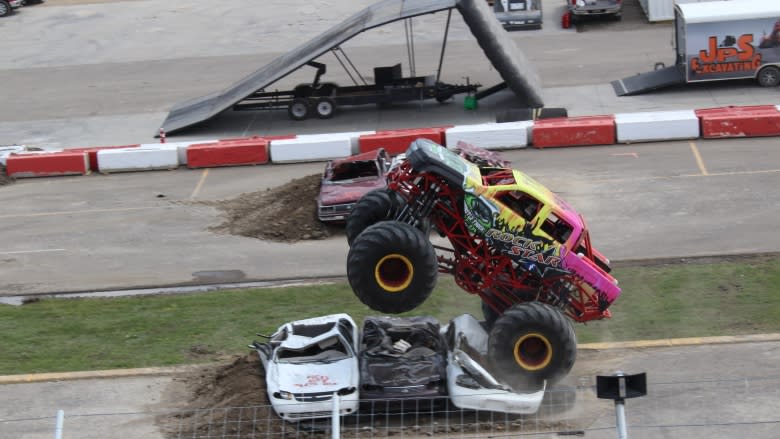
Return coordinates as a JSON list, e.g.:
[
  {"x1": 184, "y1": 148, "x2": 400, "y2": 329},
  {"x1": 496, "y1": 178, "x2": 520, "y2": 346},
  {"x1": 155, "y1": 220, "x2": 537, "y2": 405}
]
[
  {"x1": 613, "y1": 0, "x2": 780, "y2": 95},
  {"x1": 639, "y1": 0, "x2": 704, "y2": 23}
]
